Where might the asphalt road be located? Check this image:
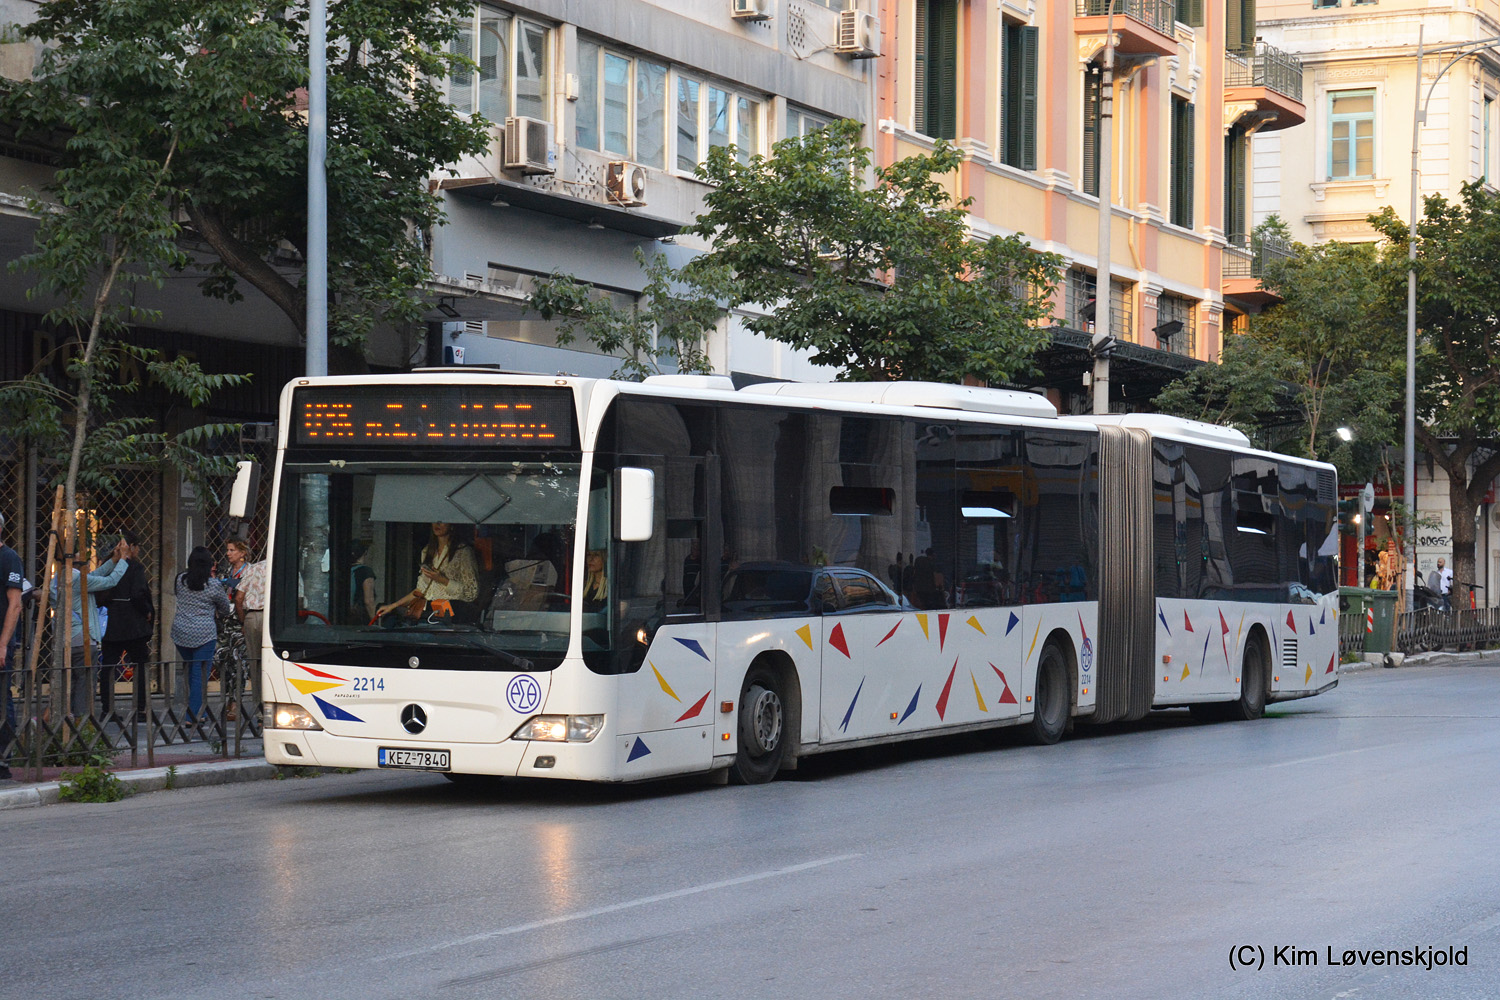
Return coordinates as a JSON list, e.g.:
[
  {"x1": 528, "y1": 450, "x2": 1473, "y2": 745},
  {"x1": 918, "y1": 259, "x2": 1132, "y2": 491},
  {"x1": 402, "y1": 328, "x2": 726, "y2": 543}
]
[{"x1": 6, "y1": 661, "x2": 1498, "y2": 1000}]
